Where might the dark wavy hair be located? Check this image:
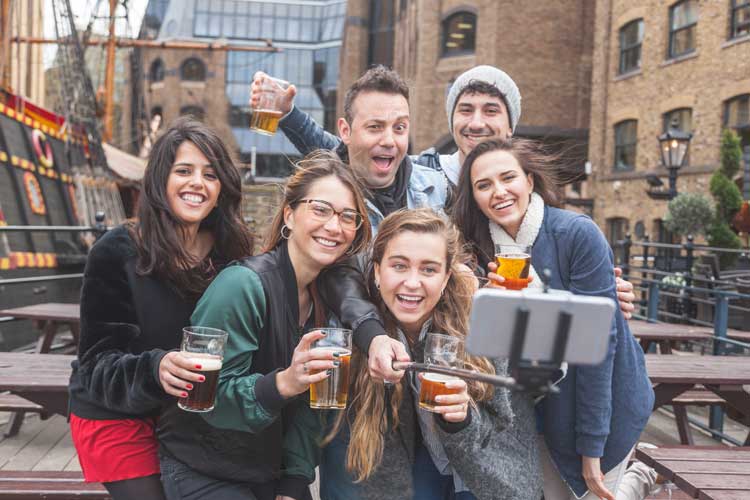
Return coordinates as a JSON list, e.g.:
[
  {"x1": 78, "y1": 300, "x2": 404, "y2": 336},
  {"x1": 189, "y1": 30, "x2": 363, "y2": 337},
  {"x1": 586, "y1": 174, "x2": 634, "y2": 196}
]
[
  {"x1": 133, "y1": 117, "x2": 254, "y2": 296},
  {"x1": 452, "y1": 138, "x2": 562, "y2": 269}
]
